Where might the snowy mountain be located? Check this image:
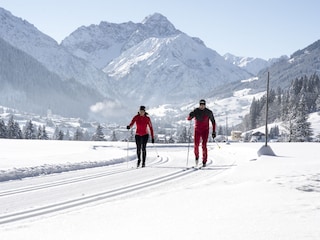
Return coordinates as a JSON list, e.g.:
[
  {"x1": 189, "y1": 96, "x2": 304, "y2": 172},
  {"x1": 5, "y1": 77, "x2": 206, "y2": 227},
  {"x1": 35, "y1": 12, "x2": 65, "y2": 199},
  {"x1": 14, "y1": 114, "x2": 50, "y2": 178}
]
[
  {"x1": 223, "y1": 53, "x2": 287, "y2": 75},
  {"x1": 0, "y1": 38, "x2": 103, "y2": 118},
  {"x1": 1, "y1": 9, "x2": 252, "y2": 120},
  {"x1": 0, "y1": 7, "x2": 116, "y2": 99},
  {"x1": 1, "y1": 7, "x2": 320, "y2": 127},
  {"x1": 62, "y1": 13, "x2": 252, "y2": 108},
  {"x1": 210, "y1": 40, "x2": 320, "y2": 100},
  {"x1": 257, "y1": 39, "x2": 320, "y2": 90},
  {"x1": 103, "y1": 33, "x2": 253, "y2": 105},
  {"x1": 61, "y1": 13, "x2": 181, "y2": 69}
]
